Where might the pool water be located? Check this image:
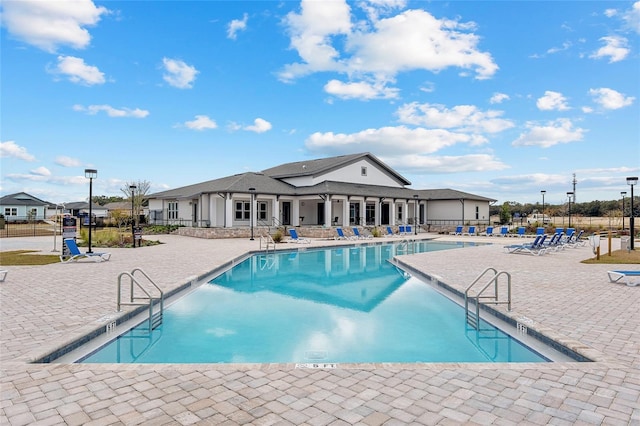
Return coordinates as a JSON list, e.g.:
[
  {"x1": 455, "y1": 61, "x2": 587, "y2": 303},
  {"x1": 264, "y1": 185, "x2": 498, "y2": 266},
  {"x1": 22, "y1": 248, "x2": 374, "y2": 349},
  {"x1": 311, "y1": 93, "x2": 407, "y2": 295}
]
[{"x1": 81, "y1": 241, "x2": 548, "y2": 364}]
